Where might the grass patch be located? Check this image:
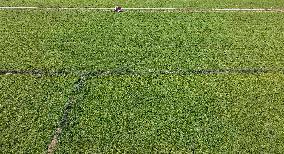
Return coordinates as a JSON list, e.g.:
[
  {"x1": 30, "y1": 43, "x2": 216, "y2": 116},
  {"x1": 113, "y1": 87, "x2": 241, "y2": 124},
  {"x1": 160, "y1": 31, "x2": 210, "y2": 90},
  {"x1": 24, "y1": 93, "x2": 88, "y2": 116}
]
[
  {"x1": 57, "y1": 73, "x2": 284, "y2": 153},
  {"x1": 1, "y1": 0, "x2": 284, "y2": 8},
  {"x1": 1, "y1": 11, "x2": 284, "y2": 71},
  {"x1": 0, "y1": 75, "x2": 76, "y2": 153}
]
